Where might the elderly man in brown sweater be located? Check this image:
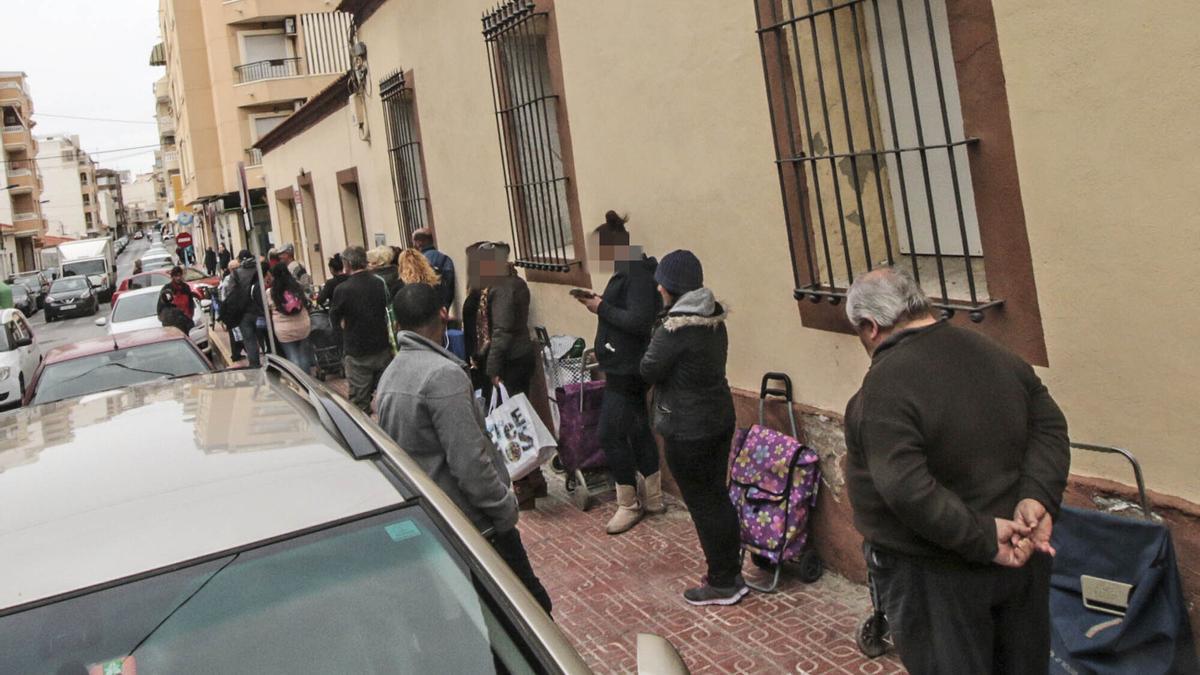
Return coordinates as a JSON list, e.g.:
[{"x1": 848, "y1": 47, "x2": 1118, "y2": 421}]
[{"x1": 843, "y1": 268, "x2": 1070, "y2": 674}]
